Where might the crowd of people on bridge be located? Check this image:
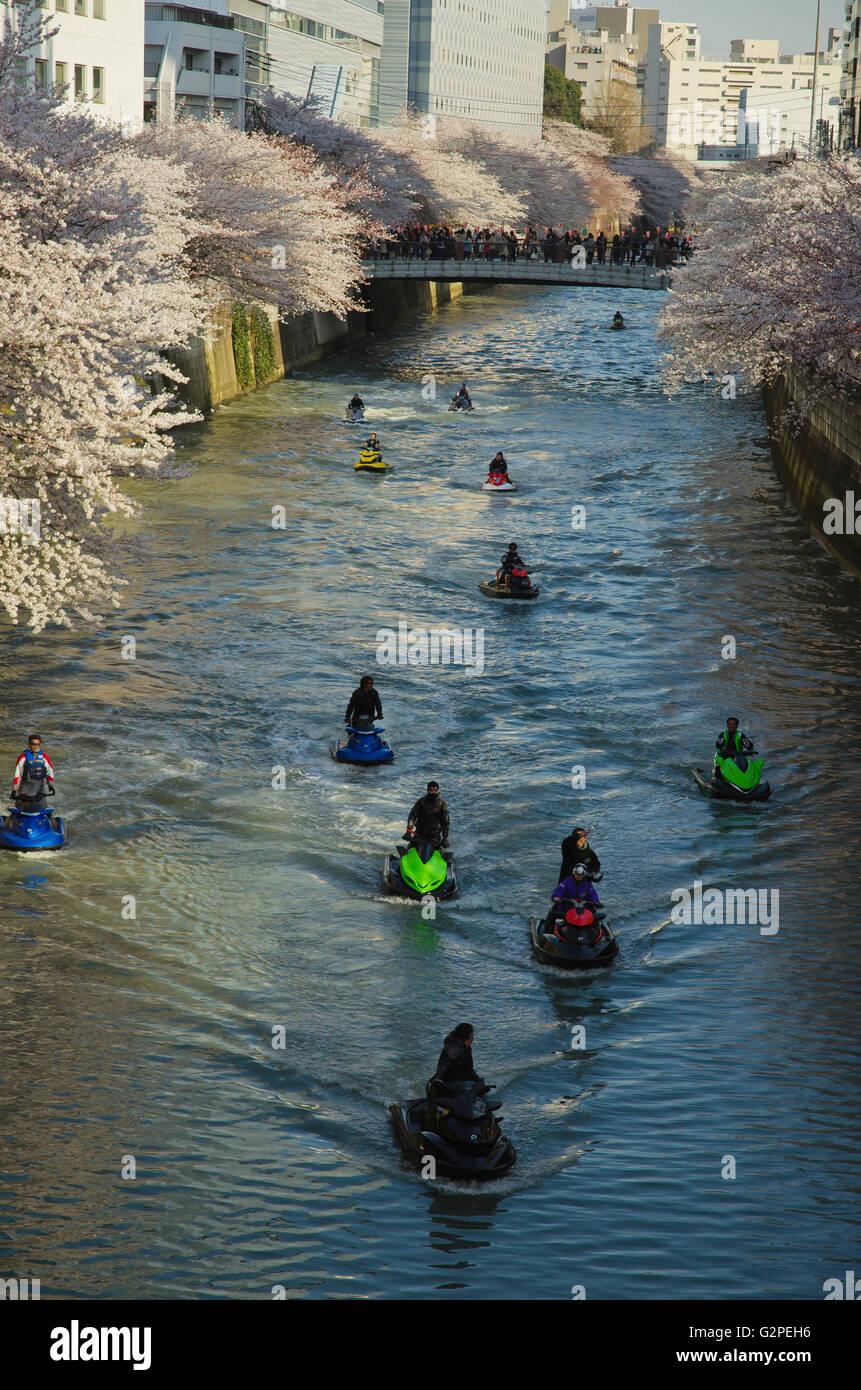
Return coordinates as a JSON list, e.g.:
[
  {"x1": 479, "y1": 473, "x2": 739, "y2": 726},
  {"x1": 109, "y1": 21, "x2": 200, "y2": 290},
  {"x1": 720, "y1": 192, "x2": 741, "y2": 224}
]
[{"x1": 364, "y1": 223, "x2": 694, "y2": 269}]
